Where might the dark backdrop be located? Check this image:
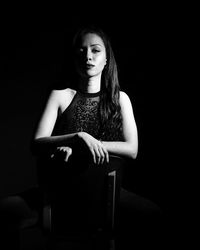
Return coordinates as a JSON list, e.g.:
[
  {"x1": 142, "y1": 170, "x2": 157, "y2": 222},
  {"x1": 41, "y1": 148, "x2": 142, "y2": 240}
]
[{"x1": 0, "y1": 7, "x2": 175, "y2": 216}]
